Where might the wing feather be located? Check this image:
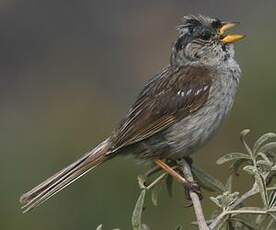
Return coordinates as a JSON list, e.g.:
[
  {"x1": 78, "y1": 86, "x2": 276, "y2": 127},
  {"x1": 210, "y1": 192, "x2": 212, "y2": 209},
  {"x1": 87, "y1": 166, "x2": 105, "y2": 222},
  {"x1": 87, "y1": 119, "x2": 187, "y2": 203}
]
[{"x1": 111, "y1": 65, "x2": 212, "y2": 151}]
